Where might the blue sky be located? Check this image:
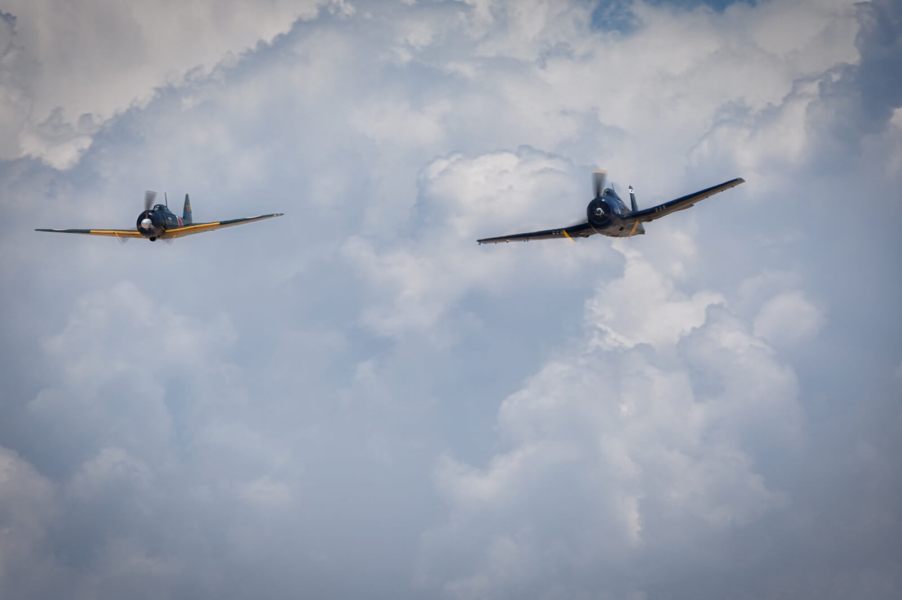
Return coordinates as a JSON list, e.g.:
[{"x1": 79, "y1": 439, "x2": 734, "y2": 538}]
[
  {"x1": 0, "y1": 1, "x2": 900, "y2": 598},
  {"x1": 593, "y1": 0, "x2": 758, "y2": 31}
]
